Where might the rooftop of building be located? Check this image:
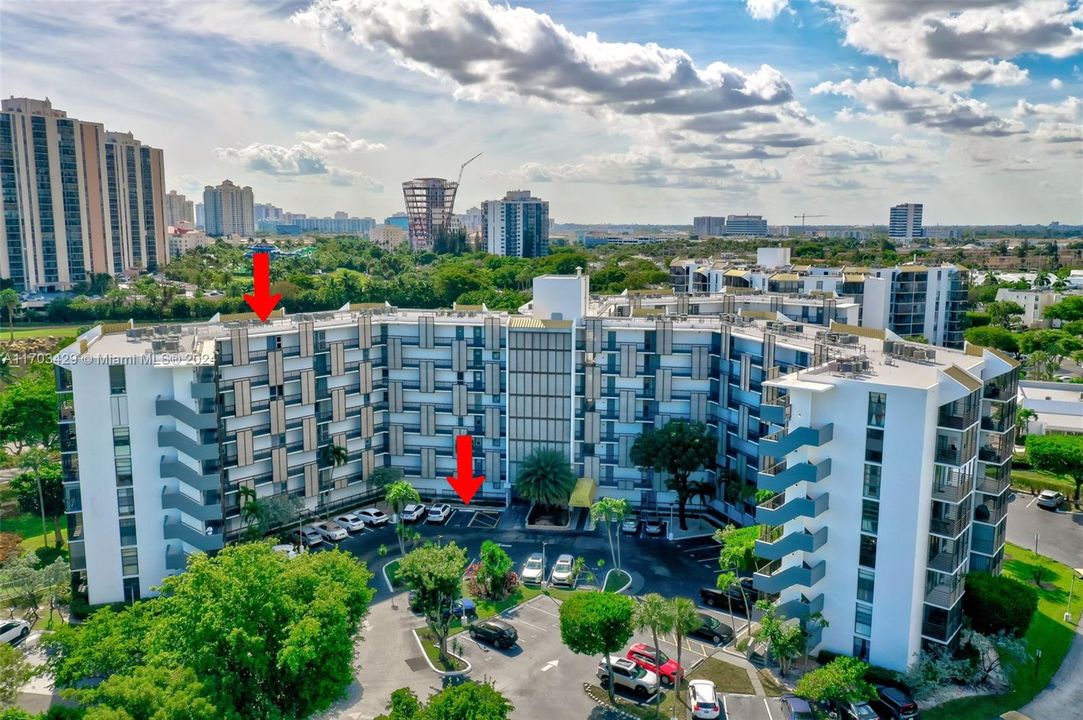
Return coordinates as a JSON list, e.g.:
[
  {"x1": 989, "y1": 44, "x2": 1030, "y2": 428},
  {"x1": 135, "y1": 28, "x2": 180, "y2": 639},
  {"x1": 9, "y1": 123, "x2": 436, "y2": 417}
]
[{"x1": 1019, "y1": 380, "x2": 1083, "y2": 404}]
